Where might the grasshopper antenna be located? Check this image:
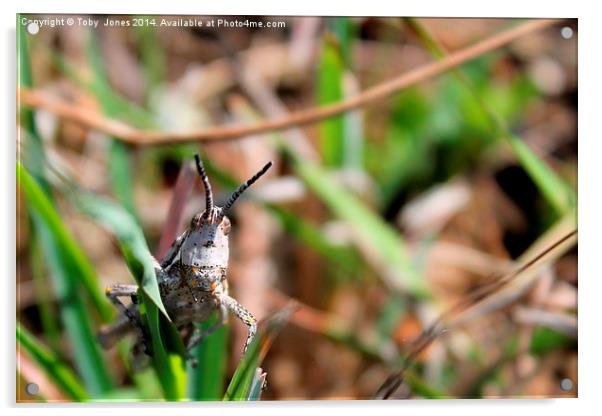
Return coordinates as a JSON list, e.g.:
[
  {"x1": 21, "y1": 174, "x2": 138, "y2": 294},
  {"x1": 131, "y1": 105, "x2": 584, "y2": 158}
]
[
  {"x1": 194, "y1": 154, "x2": 214, "y2": 212},
  {"x1": 223, "y1": 161, "x2": 273, "y2": 212}
]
